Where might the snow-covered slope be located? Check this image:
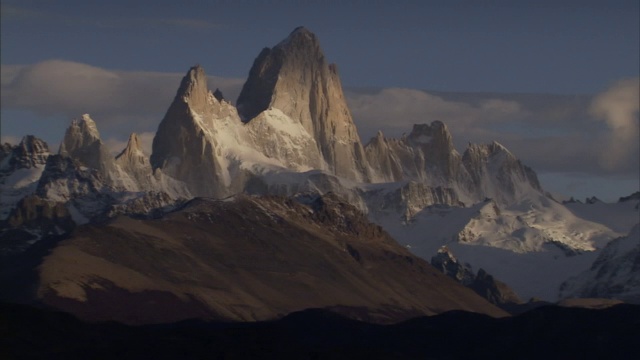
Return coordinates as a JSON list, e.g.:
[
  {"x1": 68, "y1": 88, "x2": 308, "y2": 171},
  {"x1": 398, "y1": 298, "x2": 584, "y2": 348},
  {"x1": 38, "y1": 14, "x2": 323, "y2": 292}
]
[
  {"x1": 560, "y1": 224, "x2": 640, "y2": 303},
  {"x1": 564, "y1": 195, "x2": 639, "y2": 234},
  {"x1": 368, "y1": 192, "x2": 620, "y2": 301},
  {"x1": 0, "y1": 136, "x2": 50, "y2": 220}
]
